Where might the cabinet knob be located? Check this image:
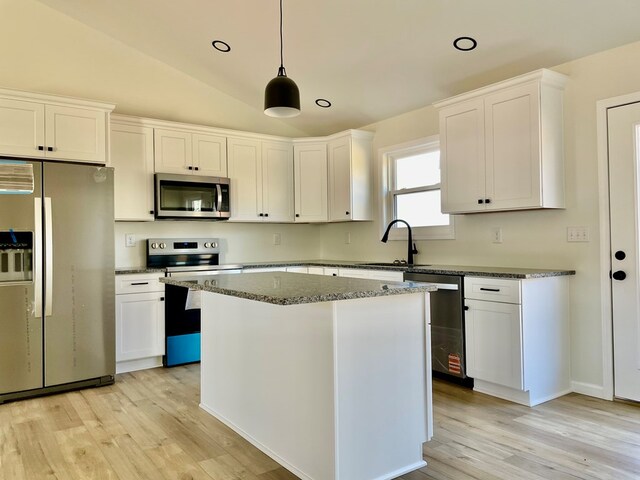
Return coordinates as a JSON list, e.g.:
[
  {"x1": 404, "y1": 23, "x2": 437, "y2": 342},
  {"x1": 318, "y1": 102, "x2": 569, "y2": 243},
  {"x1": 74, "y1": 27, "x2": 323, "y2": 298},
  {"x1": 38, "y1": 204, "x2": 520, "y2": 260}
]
[
  {"x1": 149, "y1": 210, "x2": 154, "y2": 215},
  {"x1": 188, "y1": 166, "x2": 193, "y2": 170},
  {"x1": 37, "y1": 145, "x2": 44, "y2": 151},
  {"x1": 295, "y1": 213, "x2": 300, "y2": 217},
  {"x1": 160, "y1": 297, "x2": 165, "y2": 301},
  {"x1": 345, "y1": 211, "x2": 350, "y2": 215},
  {"x1": 259, "y1": 213, "x2": 264, "y2": 217},
  {"x1": 464, "y1": 305, "x2": 469, "y2": 311},
  {"x1": 478, "y1": 199, "x2": 484, "y2": 204},
  {"x1": 615, "y1": 250, "x2": 626, "y2": 260},
  {"x1": 485, "y1": 198, "x2": 491, "y2": 204},
  {"x1": 194, "y1": 166, "x2": 199, "y2": 171},
  {"x1": 264, "y1": 213, "x2": 269, "y2": 217},
  {"x1": 47, "y1": 146, "x2": 54, "y2": 152}
]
